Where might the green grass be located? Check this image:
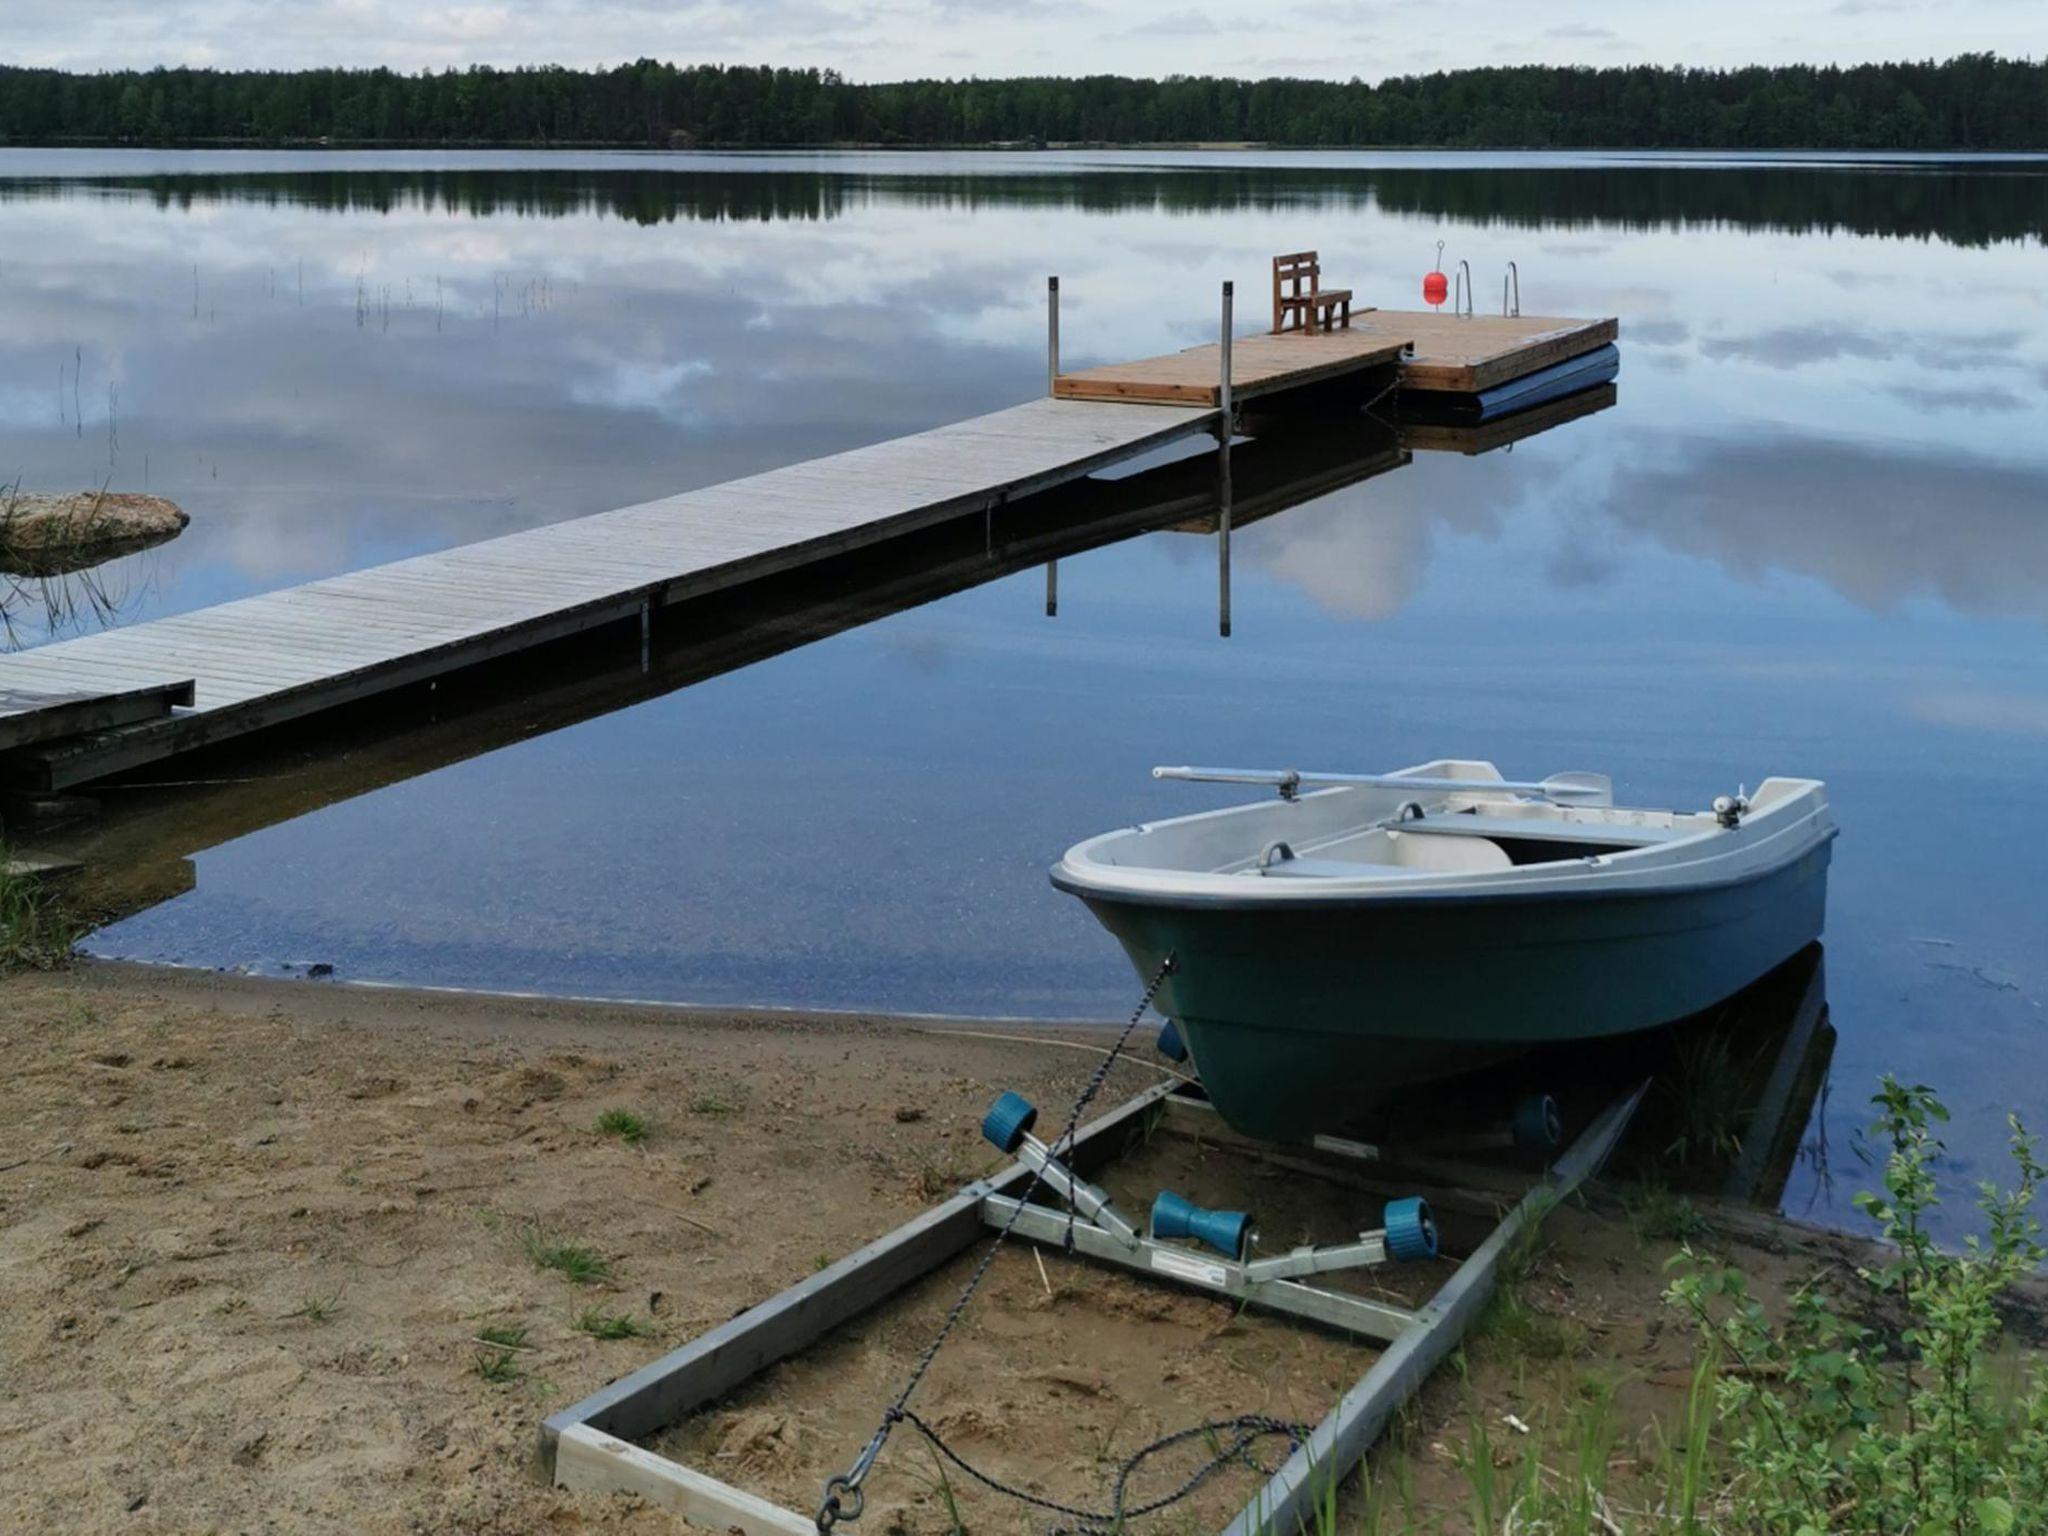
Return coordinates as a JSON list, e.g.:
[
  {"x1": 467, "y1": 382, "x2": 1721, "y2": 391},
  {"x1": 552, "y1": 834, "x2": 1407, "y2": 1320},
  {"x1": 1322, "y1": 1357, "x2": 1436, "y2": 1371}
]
[
  {"x1": 286, "y1": 1292, "x2": 342, "y2": 1323},
  {"x1": 1475, "y1": 1289, "x2": 1586, "y2": 1362},
  {"x1": 476, "y1": 1322, "x2": 529, "y2": 1349},
  {"x1": 474, "y1": 1347, "x2": 524, "y2": 1384},
  {"x1": 573, "y1": 1306, "x2": 648, "y2": 1340},
  {"x1": 520, "y1": 1226, "x2": 612, "y2": 1285},
  {"x1": 688, "y1": 1092, "x2": 737, "y2": 1116},
  {"x1": 594, "y1": 1108, "x2": 649, "y2": 1143},
  {"x1": 0, "y1": 855, "x2": 80, "y2": 974},
  {"x1": 1626, "y1": 1182, "x2": 1714, "y2": 1244}
]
